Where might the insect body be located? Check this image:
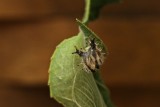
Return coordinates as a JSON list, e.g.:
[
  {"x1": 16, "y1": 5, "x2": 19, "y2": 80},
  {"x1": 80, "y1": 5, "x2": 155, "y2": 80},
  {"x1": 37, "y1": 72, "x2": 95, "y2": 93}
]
[
  {"x1": 72, "y1": 38, "x2": 105, "y2": 72},
  {"x1": 72, "y1": 46, "x2": 95, "y2": 72},
  {"x1": 89, "y1": 38, "x2": 105, "y2": 68}
]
